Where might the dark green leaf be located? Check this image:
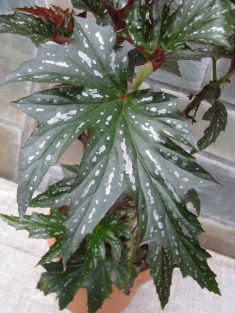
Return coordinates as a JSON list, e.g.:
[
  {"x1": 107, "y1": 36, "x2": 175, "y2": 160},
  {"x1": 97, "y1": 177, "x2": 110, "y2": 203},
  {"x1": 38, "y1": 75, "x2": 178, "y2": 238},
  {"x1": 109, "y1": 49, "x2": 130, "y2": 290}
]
[
  {"x1": 61, "y1": 88, "x2": 216, "y2": 264},
  {"x1": 30, "y1": 165, "x2": 78, "y2": 208},
  {"x1": 123, "y1": 1, "x2": 161, "y2": 53},
  {"x1": 38, "y1": 211, "x2": 133, "y2": 311},
  {"x1": 84, "y1": 213, "x2": 131, "y2": 274},
  {"x1": 2, "y1": 14, "x2": 219, "y2": 304},
  {"x1": 166, "y1": 43, "x2": 232, "y2": 62},
  {"x1": 38, "y1": 252, "x2": 85, "y2": 310},
  {"x1": 198, "y1": 100, "x2": 228, "y2": 150},
  {"x1": 123, "y1": 0, "x2": 233, "y2": 54},
  {"x1": 38, "y1": 237, "x2": 63, "y2": 265},
  {"x1": 148, "y1": 245, "x2": 174, "y2": 309},
  {"x1": 161, "y1": 0, "x2": 233, "y2": 51},
  {"x1": 86, "y1": 262, "x2": 112, "y2": 313},
  {"x1": 148, "y1": 204, "x2": 220, "y2": 308},
  {"x1": 0, "y1": 12, "x2": 53, "y2": 46},
  {"x1": 0, "y1": 208, "x2": 65, "y2": 239},
  {"x1": 110, "y1": 258, "x2": 134, "y2": 290},
  {"x1": 2, "y1": 18, "x2": 128, "y2": 91},
  {"x1": 185, "y1": 188, "x2": 201, "y2": 216},
  {"x1": 5, "y1": 72, "x2": 215, "y2": 268},
  {"x1": 2, "y1": 17, "x2": 129, "y2": 216},
  {"x1": 71, "y1": 0, "x2": 106, "y2": 17}
]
